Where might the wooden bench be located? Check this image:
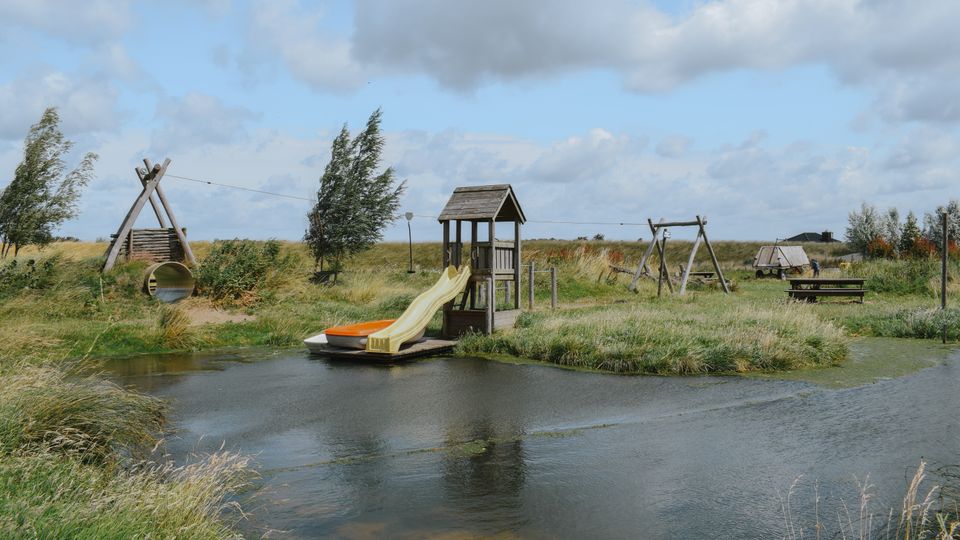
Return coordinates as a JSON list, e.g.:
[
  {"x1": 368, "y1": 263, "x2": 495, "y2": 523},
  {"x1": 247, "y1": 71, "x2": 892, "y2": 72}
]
[{"x1": 786, "y1": 278, "x2": 865, "y2": 303}]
